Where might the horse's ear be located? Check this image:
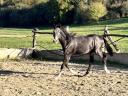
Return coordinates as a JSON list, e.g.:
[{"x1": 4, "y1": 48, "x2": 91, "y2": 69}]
[
  {"x1": 56, "y1": 23, "x2": 61, "y2": 28},
  {"x1": 53, "y1": 23, "x2": 61, "y2": 29}
]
